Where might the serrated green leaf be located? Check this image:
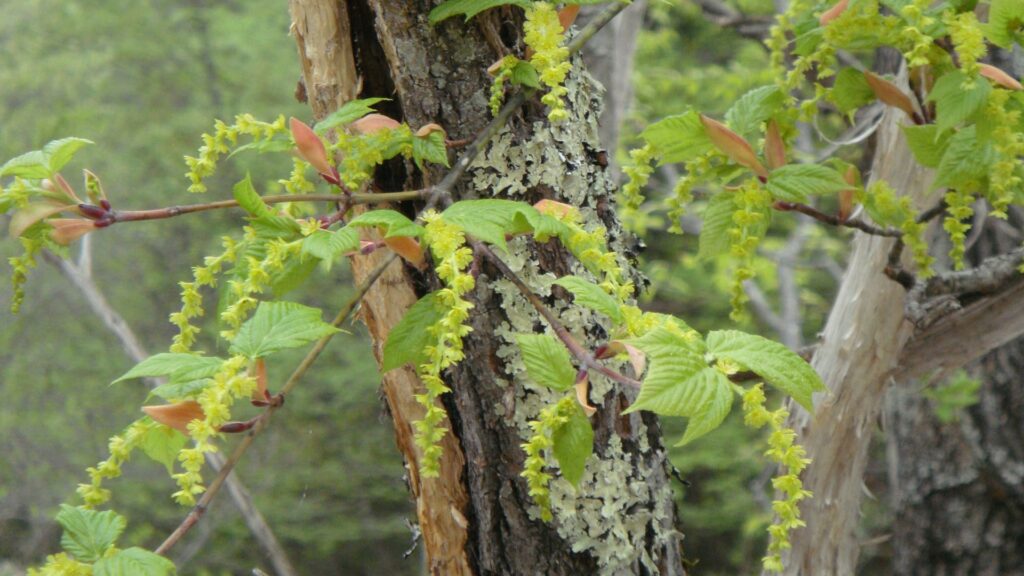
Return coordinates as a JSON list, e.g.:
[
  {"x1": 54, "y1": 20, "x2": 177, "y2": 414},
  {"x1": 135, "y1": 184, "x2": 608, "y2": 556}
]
[
  {"x1": 0, "y1": 150, "x2": 51, "y2": 179},
  {"x1": 93, "y1": 547, "x2": 176, "y2": 576},
  {"x1": 698, "y1": 192, "x2": 739, "y2": 259},
  {"x1": 552, "y1": 403, "x2": 593, "y2": 487},
  {"x1": 440, "y1": 199, "x2": 537, "y2": 252},
  {"x1": 510, "y1": 60, "x2": 540, "y2": 88},
  {"x1": 43, "y1": 137, "x2": 93, "y2": 173},
  {"x1": 382, "y1": 291, "x2": 446, "y2": 371},
  {"x1": 114, "y1": 353, "x2": 224, "y2": 384},
  {"x1": 766, "y1": 164, "x2": 849, "y2": 203},
  {"x1": 985, "y1": 0, "x2": 1024, "y2": 48},
  {"x1": 829, "y1": 68, "x2": 876, "y2": 115},
  {"x1": 348, "y1": 210, "x2": 424, "y2": 238},
  {"x1": 428, "y1": 0, "x2": 531, "y2": 24},
  {"x1": 232, "y1": 174, "x2": 273, "y2": 219},
  {"x1": 641, "y1": 110, "x2": 713, "y2": 165},
  {"x1": 935, "y1": 125, "x2": 995, "y2": 188},
  {"x1": 149, "y1": 379, "x2": 211, "y2": 401},
  {"x1": 227, "y1": 137, "x2": 293, "y2": 159},
  {"x1": 706, "y1": 330, "x2": 824, "y2": 411},
  {"x1": 902, "y1": 124, "x2": 952, "y2": 168},
  {"x1": 412, "y1": 130, "x2": 450, "y2": 169},
  {"x1": 675, "y1": 368, "x2": 733, "y2": 445},
  {"x1": 928, "y1": 71, "x2": 991, "y2": 134},
  {"x1": 315, "y1": 98, "x2": 390, "y2": 134},
  {"x1": 623, "y1": 327, "x2": 708, "y2": 415},
  {"x1": 230, "y1": 301, "x2": 341, "y2": 358},
  {"x1": 270, "y1": 255, "x2": 319, "y2": 297},
  {"x1": 516, "y1": 333, "x2": 576, "y2": 391},
  {"x1": 552, "y1": 276, "x2": 624, "y2": 324},
  {"x1": 301, "y1": 228, "x2": 360, "y2": 263},
  {"x1": 725, "y1": 86, "x2": 785, "y2": 139},
  {"x1": 138, "y1": 422, "x2": 188, "y2": 473},
  {"x1": 56, "y1": 505, "x2": 126, "y2": 562}
]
